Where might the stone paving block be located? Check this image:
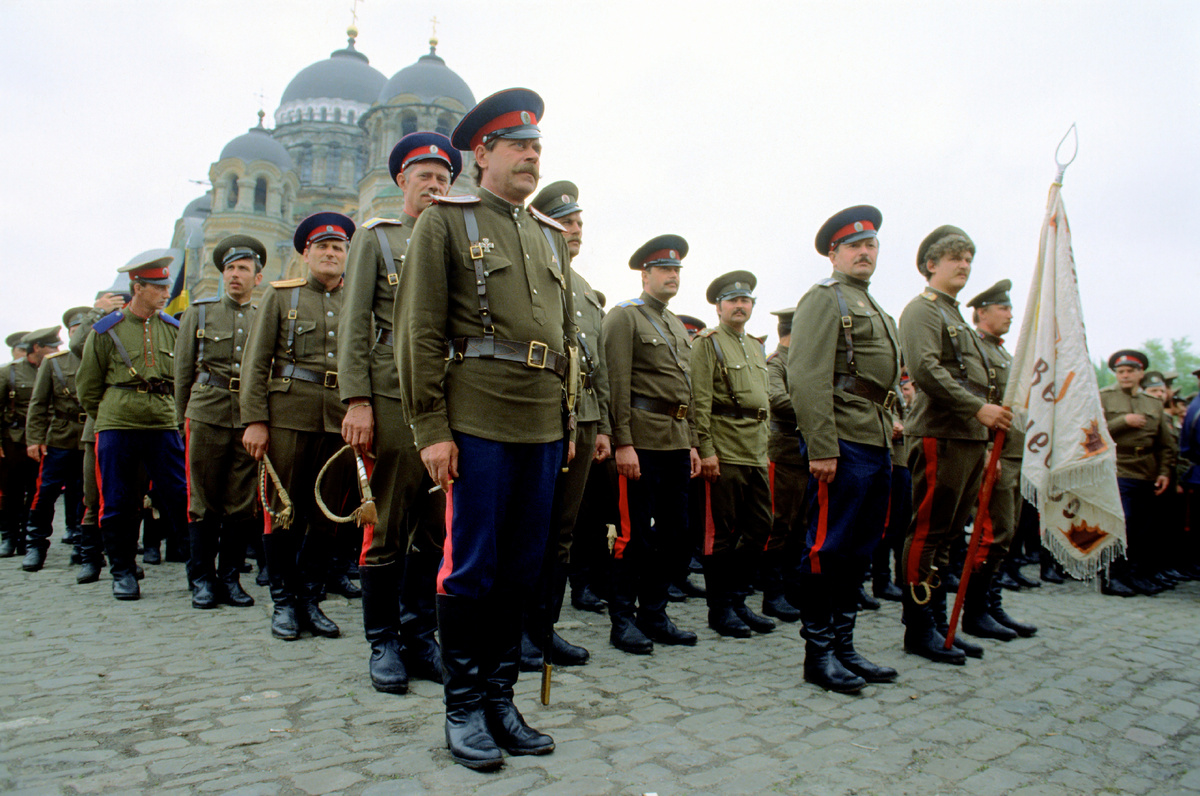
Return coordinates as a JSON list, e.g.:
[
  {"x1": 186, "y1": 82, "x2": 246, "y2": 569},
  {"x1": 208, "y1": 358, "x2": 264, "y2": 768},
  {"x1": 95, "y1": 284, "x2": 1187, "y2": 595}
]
[
  {"x1": 1125, "y1": 727, "x2": 1168, "y2": 747},
  {"x1": 289, "y1": 766, "x2": 364, "y2": 795}
]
